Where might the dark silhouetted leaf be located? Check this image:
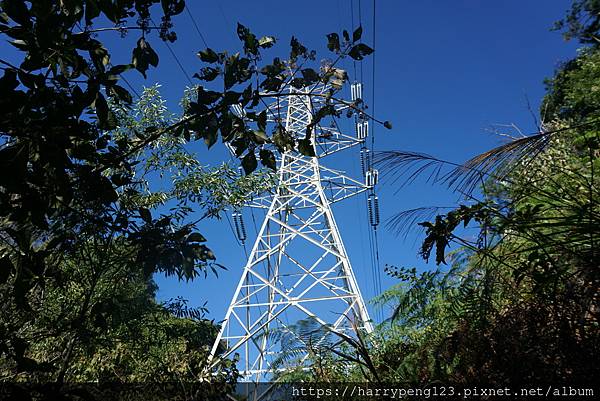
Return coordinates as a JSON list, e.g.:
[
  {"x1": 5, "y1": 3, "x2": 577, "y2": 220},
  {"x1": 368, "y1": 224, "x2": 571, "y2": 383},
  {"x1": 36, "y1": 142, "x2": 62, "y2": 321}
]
[
  {"x1": 94, "y1": 92, "x2": 116, "y2": 130},
  {"x1": 237, "y1": 22, "x2": 258, "y2": 55},
  {"x1": 197, "y1": 48, "x2": 219, "y2": 63},
  {"x1": 353, "y1": 25, "x2": 363, "y2": 42},
  {"x1": 111, "y1": 84, "x2": 132, "y2": 104},
  {"x1": 327, "y1": 33, "x2": 340, "y2": 52},
  {"x1": 273, "y1": 126, "x2": 295, "y2": 152},
  {"x1": 298, "y1": 138, "x2": 315, "y2": 157},
  {"x1": 188, "y1": 232, "x2": 206, "y2": 242},
  {"x1": 348, "y1": 43, "x2": 373, "y2": 60},
  {"x1": 194, "y1": 66, "x2": 220, "y2": 81},
  {"x1": 2, "y1": 0, "x2": 30, "y2": 26},
  {"x1": 139, "y1": 208, "x2": 152, "y2": 223},
  {"x1": 291, "y1": 77, "x2": 305, "y2": 89},
  {"x1": 132, "y1": 37, "x2": 159, "y2": 78},
  {"x1": 260, "y1": 76, "x2": 283, "y2": 92},
  {"x1": 260, "y1": 148, "x2": 276, "y2": 170},
  {"x1": 241, "y1": 151, "x2": 257, "y2": 174},
  {"x1": 301, "y1": 68, "x2": 320, "y2": 85},
  {"x1": 290, "y1": 36, "x2": 307, "y2": 61},
  {"x1": 257, "y1": 110, "x2": 267, "y2": 131}
]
